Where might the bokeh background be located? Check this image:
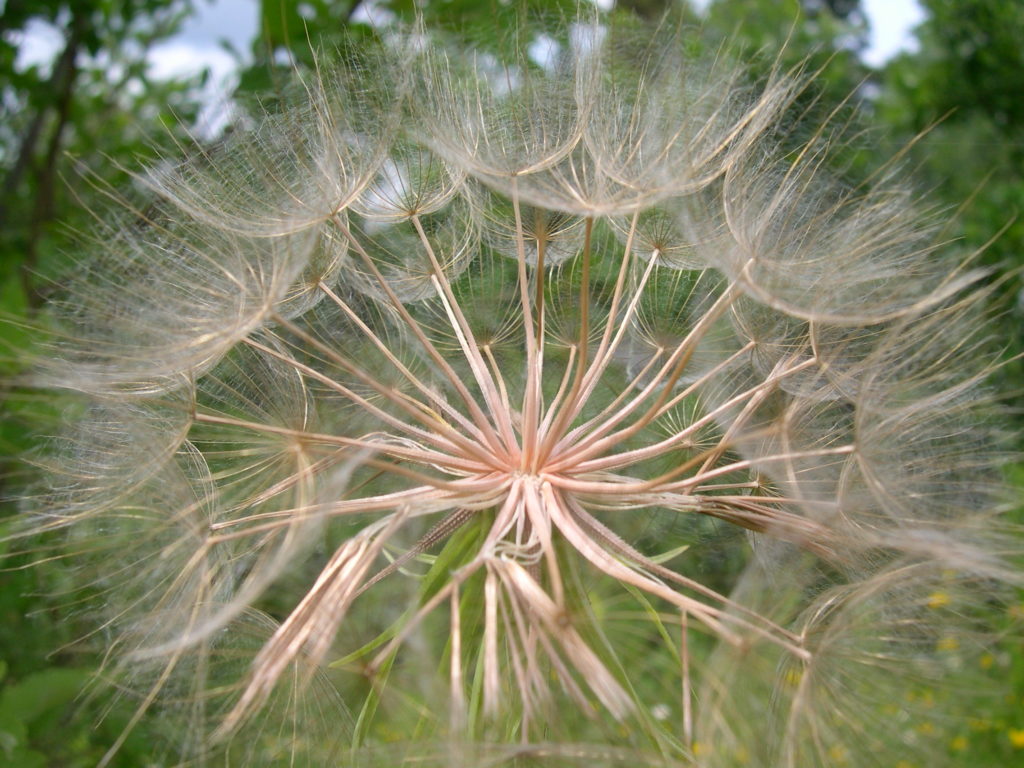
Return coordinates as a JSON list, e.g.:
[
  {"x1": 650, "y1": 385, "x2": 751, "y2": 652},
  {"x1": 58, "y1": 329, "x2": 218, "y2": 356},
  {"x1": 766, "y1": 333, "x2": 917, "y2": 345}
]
[{"x1": 2, "y1": 1, "x2": 1022, "y2": 765}]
